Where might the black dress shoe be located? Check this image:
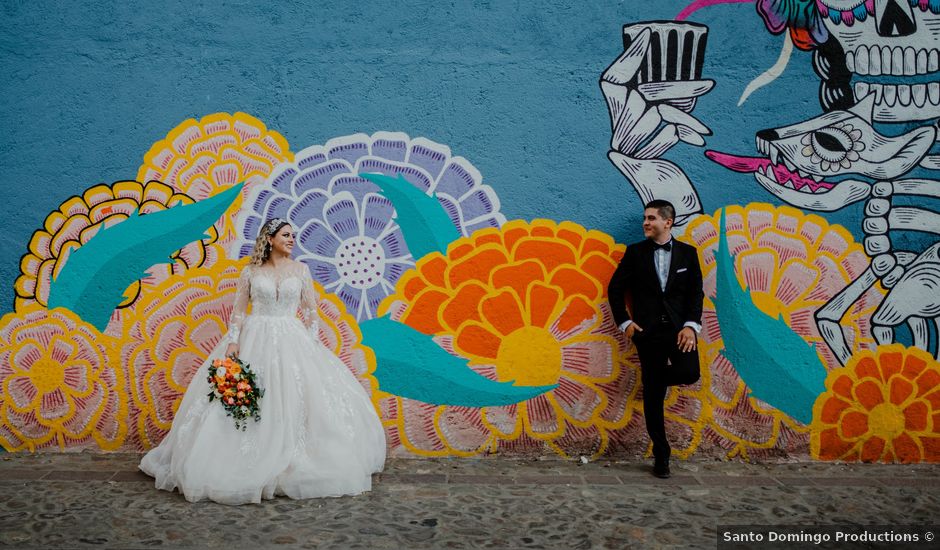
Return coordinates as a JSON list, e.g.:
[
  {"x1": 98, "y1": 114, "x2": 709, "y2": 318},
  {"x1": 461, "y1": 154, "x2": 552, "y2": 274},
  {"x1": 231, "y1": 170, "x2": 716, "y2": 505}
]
[{"x1": 653, "y1": 461, "x2": 671, "y2": 479}]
